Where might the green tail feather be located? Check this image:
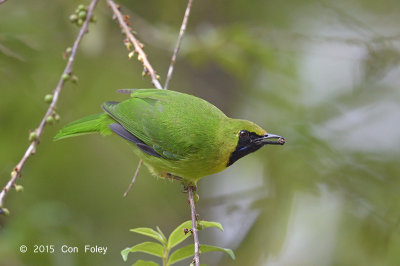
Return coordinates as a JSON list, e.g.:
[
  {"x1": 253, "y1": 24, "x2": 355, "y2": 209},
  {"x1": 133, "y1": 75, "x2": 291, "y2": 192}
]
[{"x1": 54, "y1": 113, "x2": 114, "y2": 140}]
